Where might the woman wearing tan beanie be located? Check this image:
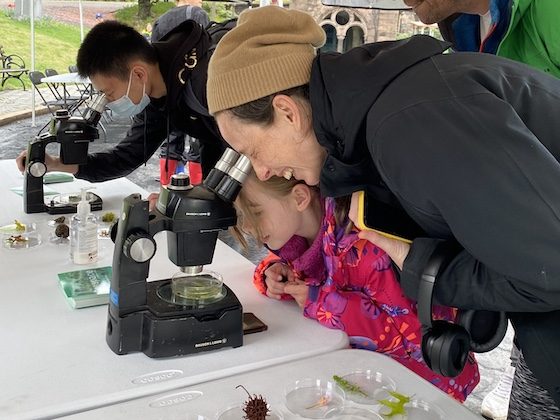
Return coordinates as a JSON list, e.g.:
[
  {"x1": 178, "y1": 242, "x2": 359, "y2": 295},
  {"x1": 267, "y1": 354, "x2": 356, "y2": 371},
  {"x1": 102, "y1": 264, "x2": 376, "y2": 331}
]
[{"x1": 207, "y1": 6, "x2": 560, "y2": 410}]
